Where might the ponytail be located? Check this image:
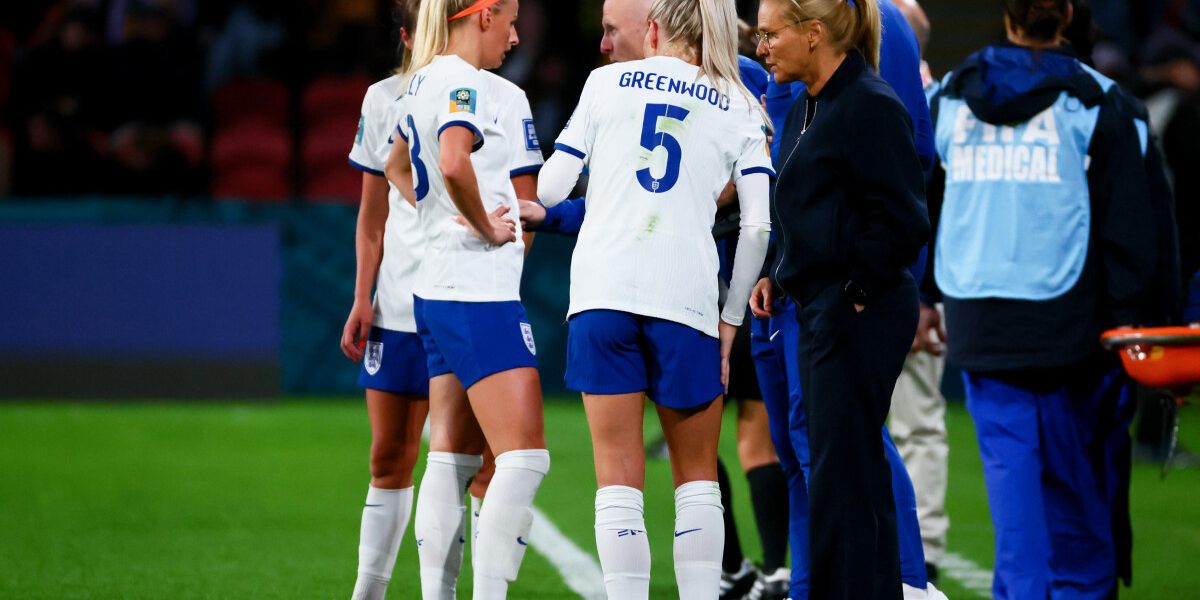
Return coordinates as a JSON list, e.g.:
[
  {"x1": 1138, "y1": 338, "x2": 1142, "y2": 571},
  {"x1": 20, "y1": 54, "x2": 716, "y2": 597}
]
[
  {"x1": 403, "y1": 0, "x2": 504, "y2": 84},
  {"x1": 850, "y1": 0, "x2": 881, "y2": 72},
  {"x1": 648, "y1": 0, "x2": 773, "y2": 133}
]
